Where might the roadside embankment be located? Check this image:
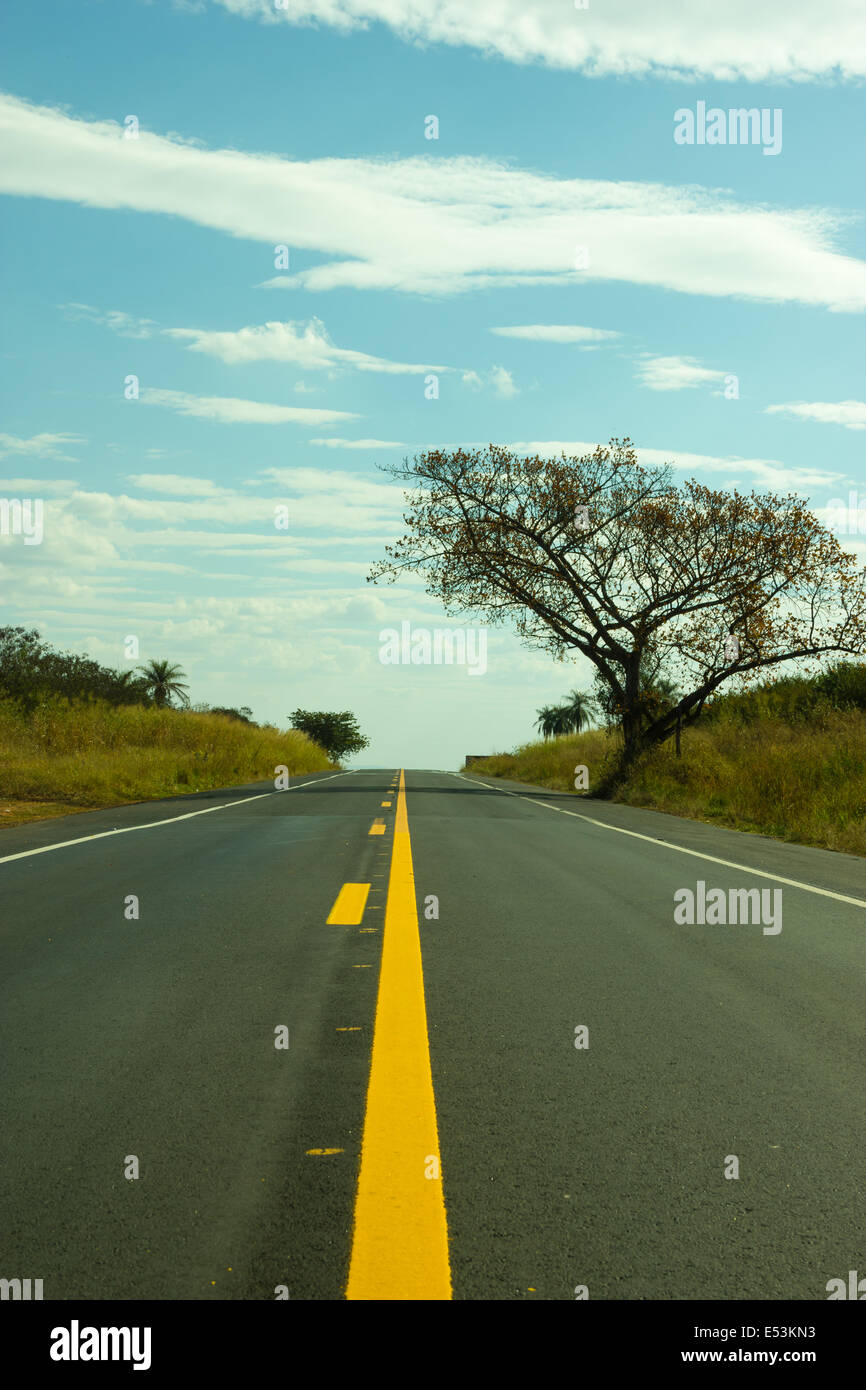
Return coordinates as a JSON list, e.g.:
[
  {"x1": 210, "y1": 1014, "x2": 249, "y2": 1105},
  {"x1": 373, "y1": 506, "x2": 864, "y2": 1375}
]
[
  {"x1": 463, "y1": 712, "x2": 866, "y2": 856},
  {"x1": 0, "y1": 696, "x2": 334, "y2": 826}
]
